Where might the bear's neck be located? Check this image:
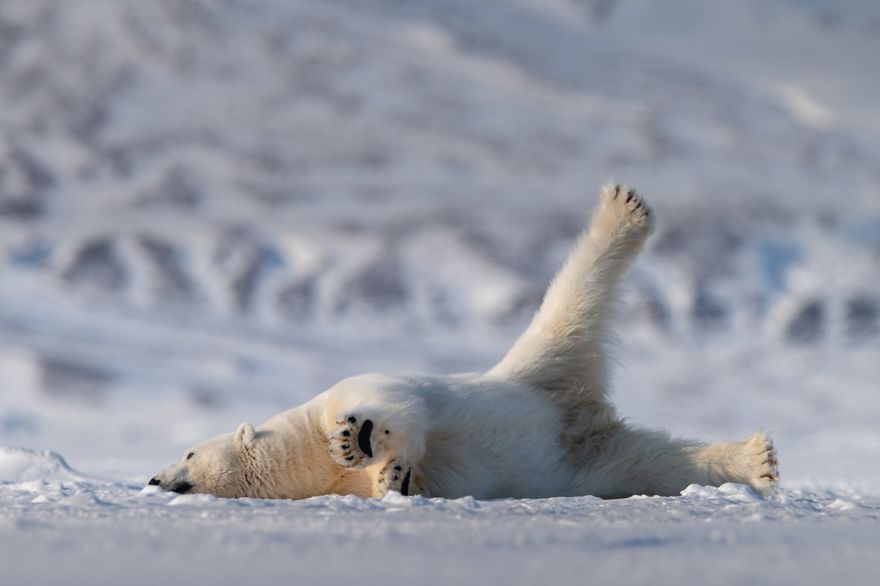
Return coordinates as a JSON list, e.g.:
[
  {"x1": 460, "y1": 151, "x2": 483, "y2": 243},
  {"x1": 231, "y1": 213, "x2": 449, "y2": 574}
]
[{"x1": 258, "y1": 402, "x2": 342, "y2": 499}]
